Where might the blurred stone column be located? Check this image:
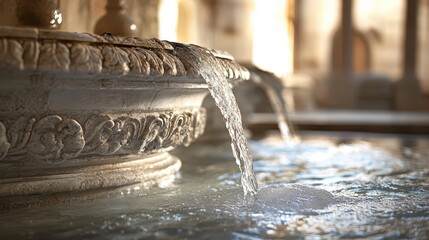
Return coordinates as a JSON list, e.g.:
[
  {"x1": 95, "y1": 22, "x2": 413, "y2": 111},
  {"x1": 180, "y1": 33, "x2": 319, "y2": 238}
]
[
  {"x1": 177, "y1": 0, "x2": 198, "y2": 44},
  {"x1": 196, "y1": 0, "x2": 255, "y2": 62},
  {"x1": 293, "y1": 0, "x2": 301, "y2": 71},
  {"x1": 328, "y1": 0, "x2": 355, "y2": 109},
  {"x1": 396, "y1": 0, "x2": 423, "y2": 111}
]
